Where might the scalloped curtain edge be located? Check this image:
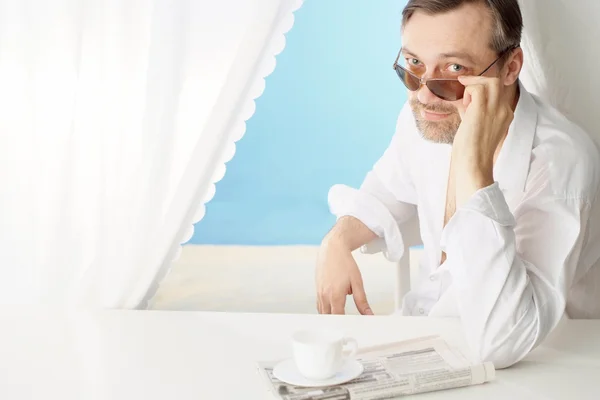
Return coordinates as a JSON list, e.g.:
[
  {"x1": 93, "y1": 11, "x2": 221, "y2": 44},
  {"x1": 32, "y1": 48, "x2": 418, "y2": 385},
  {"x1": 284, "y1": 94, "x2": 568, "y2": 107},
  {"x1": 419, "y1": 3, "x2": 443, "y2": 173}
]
[{"x1": 145, "y1": 0, "x2": 304, "y2": 308}]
